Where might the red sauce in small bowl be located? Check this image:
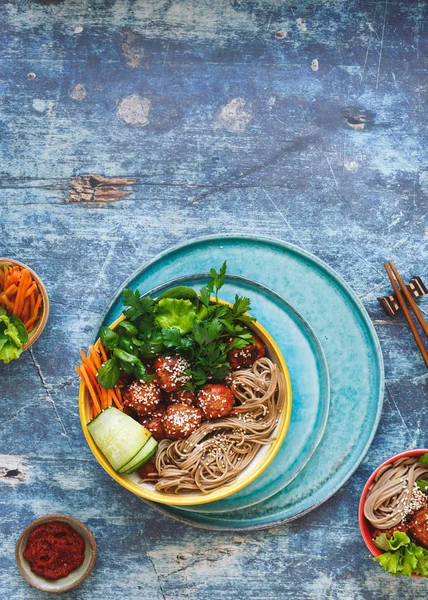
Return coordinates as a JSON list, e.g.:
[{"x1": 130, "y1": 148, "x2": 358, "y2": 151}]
[{"x1": 23, "y1": 520, "x2": 85, "y2": 580}]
